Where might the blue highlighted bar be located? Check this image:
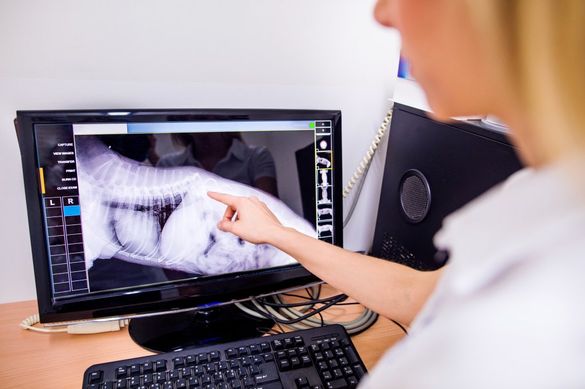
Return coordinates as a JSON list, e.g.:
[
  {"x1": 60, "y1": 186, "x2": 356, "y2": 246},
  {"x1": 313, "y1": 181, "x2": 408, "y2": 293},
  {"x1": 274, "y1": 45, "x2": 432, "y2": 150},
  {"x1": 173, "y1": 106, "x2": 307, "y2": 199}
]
[
  {"x1": 63, "y1": 205, "x2": 81, "y2": 217},
  {"x1": 127, "y1": 121, "x2": 315, "y2": 134}
]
